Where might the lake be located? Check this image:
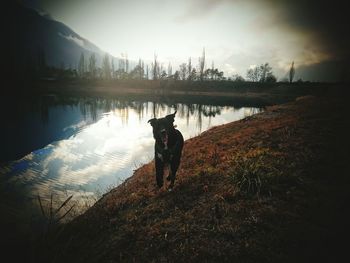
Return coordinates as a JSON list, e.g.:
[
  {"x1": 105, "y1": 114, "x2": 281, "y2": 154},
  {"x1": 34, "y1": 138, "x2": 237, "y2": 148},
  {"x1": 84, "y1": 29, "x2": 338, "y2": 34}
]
[{"x1": 0, "y1": 94, "x2": 263, "y2": 219}]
